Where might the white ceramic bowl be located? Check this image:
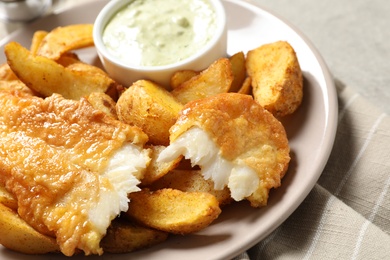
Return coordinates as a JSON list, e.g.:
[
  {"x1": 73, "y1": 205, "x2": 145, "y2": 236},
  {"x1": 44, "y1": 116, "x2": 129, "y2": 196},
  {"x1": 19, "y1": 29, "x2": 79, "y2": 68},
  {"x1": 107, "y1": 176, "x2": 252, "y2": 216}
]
[{"x1": 93, "y1": 0, "x2": 227, "y2": 89}]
